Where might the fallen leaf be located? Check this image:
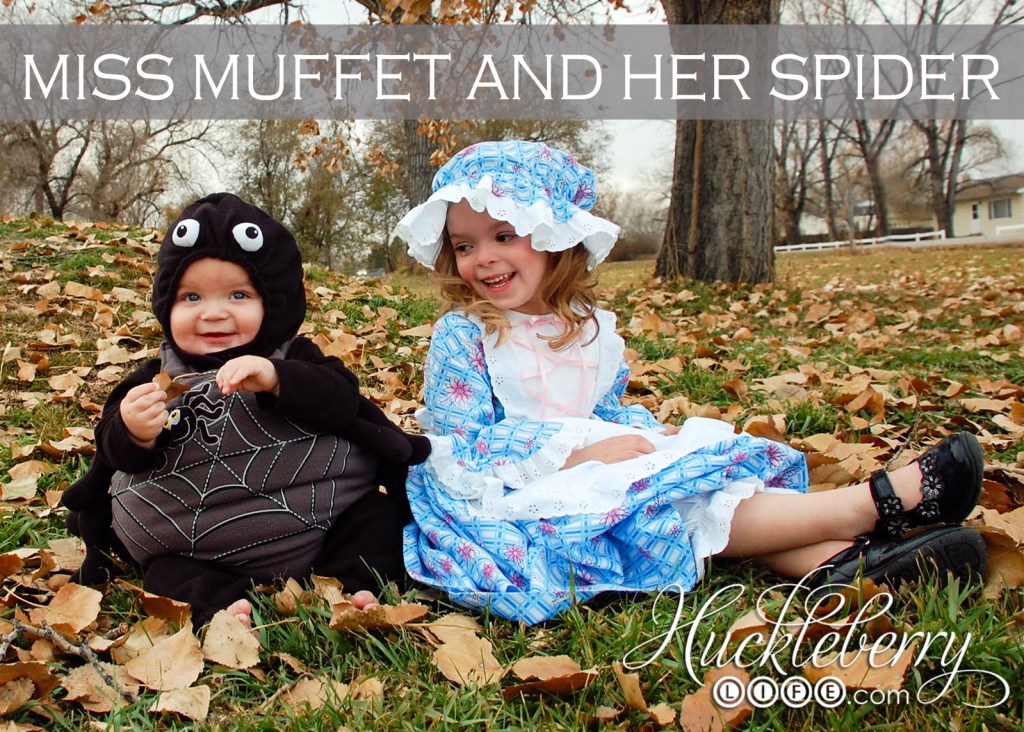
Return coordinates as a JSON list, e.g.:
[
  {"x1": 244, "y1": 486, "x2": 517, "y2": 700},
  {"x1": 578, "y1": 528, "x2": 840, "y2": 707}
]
[
  {"x1": 417, "y1": 614, "x2": 484, "y2": 646},
  {"x1": 202, "y1": 610, "x2": 262, "y2": 669},
  {"x1": 115, "y1": 580, "x2": 192, "y2": 625},
  {"x1": 0, "y1": 677, "x2": 34, "y2": 716},
  {"x1": 44, "y1": 538, "x2": 85, "y2": 573},
  {"x1": 503, "y1": 655, "x2": 598, "y2": 699},
  {"x1": 679, "y1": 664, "x2": 753, "y2": 732},
  {"x1": 329, "y1": 601, "x2": 429, "y2": 631},
  {"x1": 432, "y1": 635, "x2": 502, "y2": 687},
  {"x1": 612, "y1": 662, "x2": 647, "y2": 710},
  {"x1": 149, "y1": 685, "x2": 211, "y2": 722},
  {"x1": 109, "y1": 618, "x2": 172, "y2": 664},
  {"x1": 0, "y1": 476, "x2": 37, "y2": 502},
  {"x1": 62, "y1": 662, "x2": 138, "y2": 712},
  {"x1": 804, "y1": 642, "x2": 916, "y2": 691},
  {"x1": 282, "y1": 676, "x2": 350, "y2": 711},
  {"x1": 7, "y1": 460, "x2": 54, "y2": 481},
  {"x1": 27, "y1": 583, "x2": 102, "y2": 633},
  {"x1": 124, "y1": 625, "x2": 204, "y2": 691},
  {"x1": 0, "y1": 661, "x2": 60, "y2": 699},
  {"x1": 152, "y1": 371, "x2": 190, "y2": 399}
]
